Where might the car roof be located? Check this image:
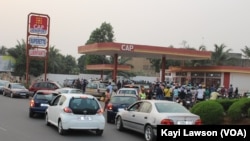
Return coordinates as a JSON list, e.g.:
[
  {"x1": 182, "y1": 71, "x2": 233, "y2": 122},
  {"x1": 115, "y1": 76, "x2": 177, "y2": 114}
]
[
  {"x1": 119, "y1": 88, "x2": 138, "y2": 90},
  {"x1": 36, "y1": 90, "x2": 59, "y2": 94},
  {"x1": 139, "y1": 99, "x2": 176, "y2": 104},
  {"x1": 56, "y1": 87, "x2": 79, "y2": 90},
  {"x1": 60, "y1": 93, "x2": 95, "y2": 99},
  {"x1": 112, "y1": 94, "x2": 137, "y2": 97}
]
